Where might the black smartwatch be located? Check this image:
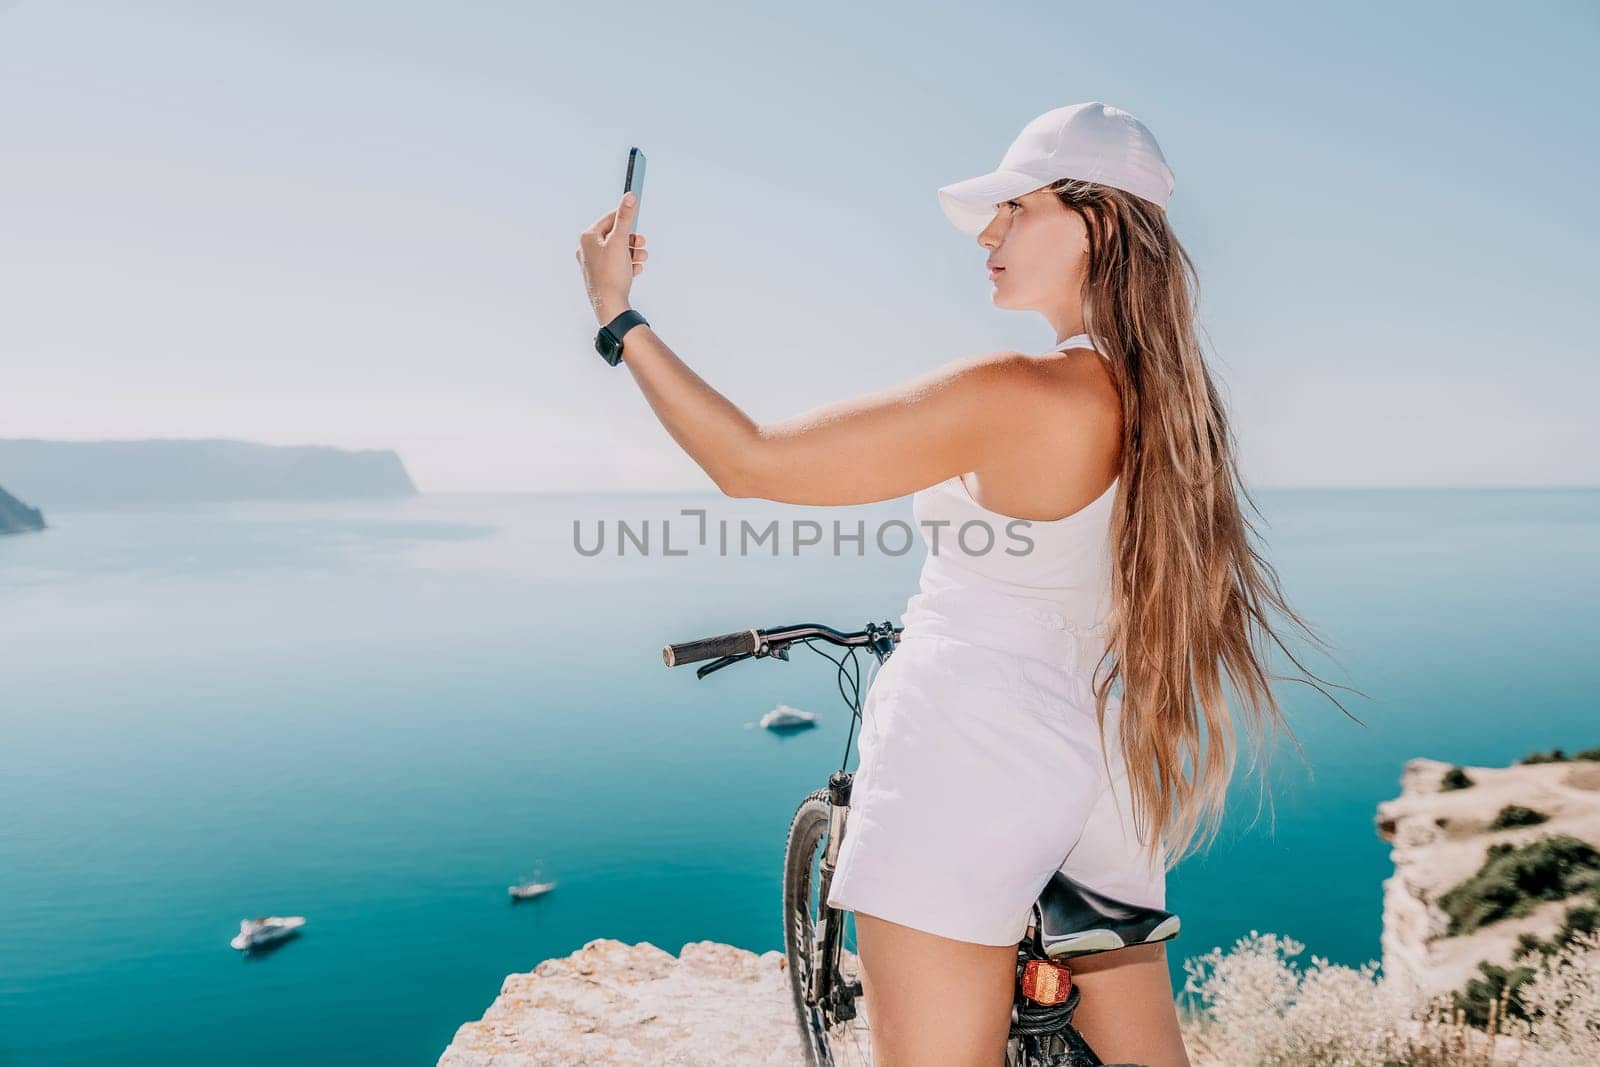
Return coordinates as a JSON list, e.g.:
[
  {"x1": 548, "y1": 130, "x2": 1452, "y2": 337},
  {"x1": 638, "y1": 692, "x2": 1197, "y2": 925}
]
[{"x1": 594, "y1": 308, "x2": 649, "y2": 366}]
